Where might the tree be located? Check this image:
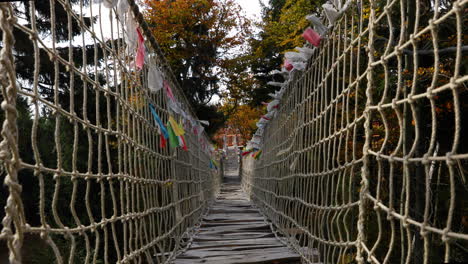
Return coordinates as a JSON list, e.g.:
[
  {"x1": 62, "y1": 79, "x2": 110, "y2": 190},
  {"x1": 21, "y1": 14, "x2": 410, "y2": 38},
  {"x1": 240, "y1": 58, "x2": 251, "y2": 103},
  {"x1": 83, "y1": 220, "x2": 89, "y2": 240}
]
[
  {"x1": 0, "y1": 1, "x2": 121, "y2": 262},
  {"x1": 222, "y1": 104, "x2": 263, "y2": 144},
  {"x1": 142, "y1": 0, "x2": 250, "y2": 108},
  {"x1": 248, "y1": 0, "x2": 321, "y2": 106}
]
